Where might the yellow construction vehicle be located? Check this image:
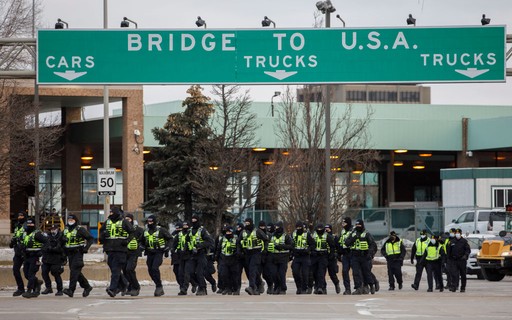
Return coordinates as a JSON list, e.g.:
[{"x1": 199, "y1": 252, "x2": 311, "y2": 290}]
[{"x1": 477, "y1": 204, "x2": 512, "y2": 281}]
